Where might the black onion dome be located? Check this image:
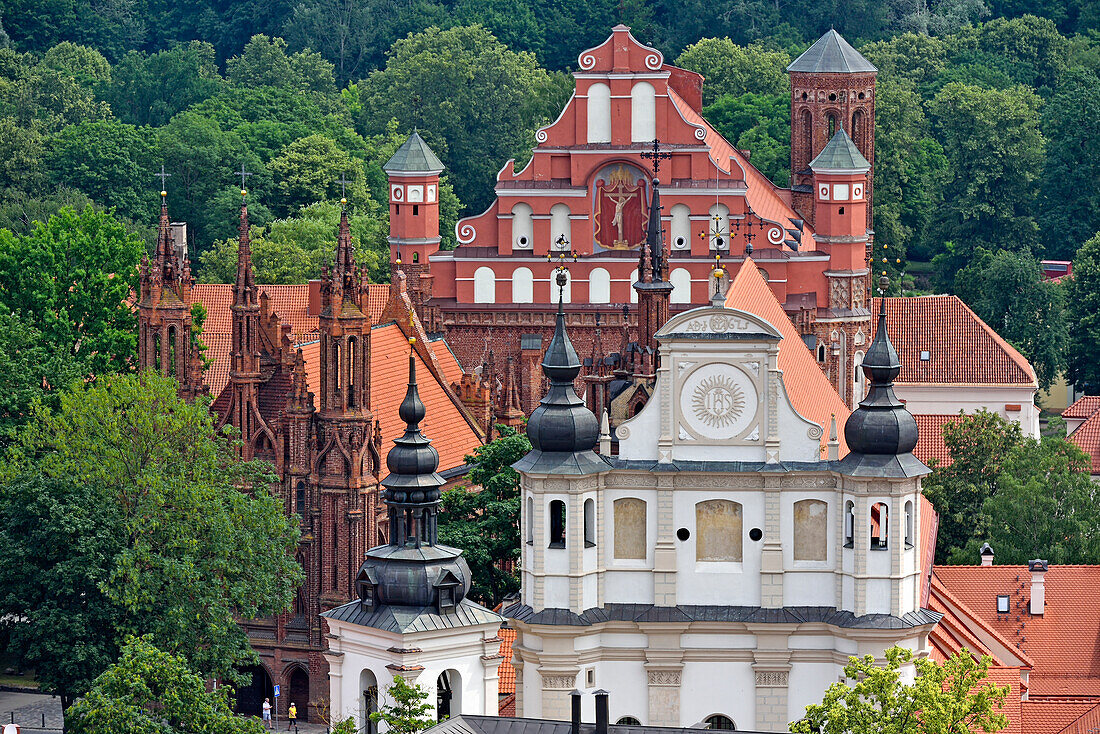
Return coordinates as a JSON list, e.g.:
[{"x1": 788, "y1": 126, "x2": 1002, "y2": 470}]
[
  {"x1": 843, "y1": 283, "x2": 918, "y2": 456},
  {"x1": 382, "y1": 355, "x2": 443, "y2": 488},
  {"x1": 526, "y1": 273, "x2": 599, "y2": 455}
]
